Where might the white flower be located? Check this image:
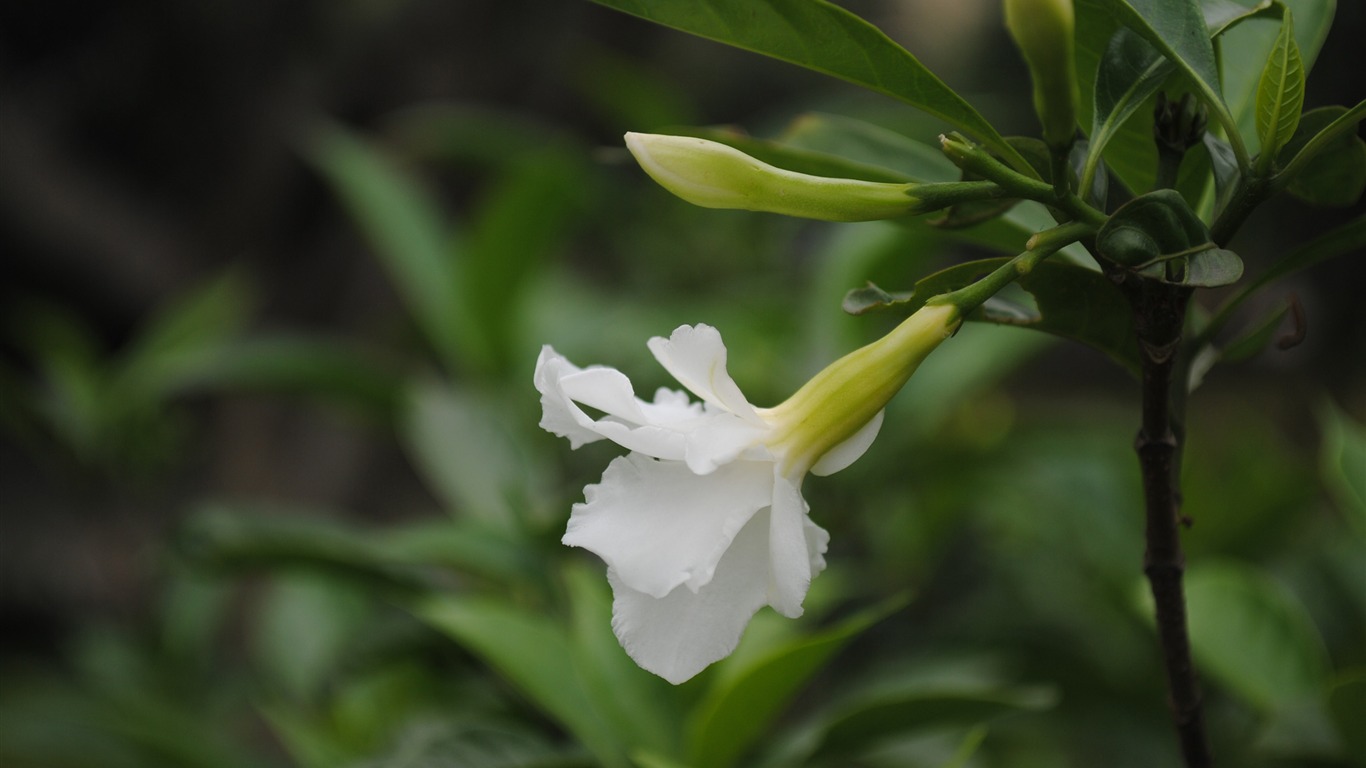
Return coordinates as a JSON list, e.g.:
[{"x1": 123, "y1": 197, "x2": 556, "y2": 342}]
[{"x1": 536, "y1": 305, "x2": 959, "y2": 683}]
